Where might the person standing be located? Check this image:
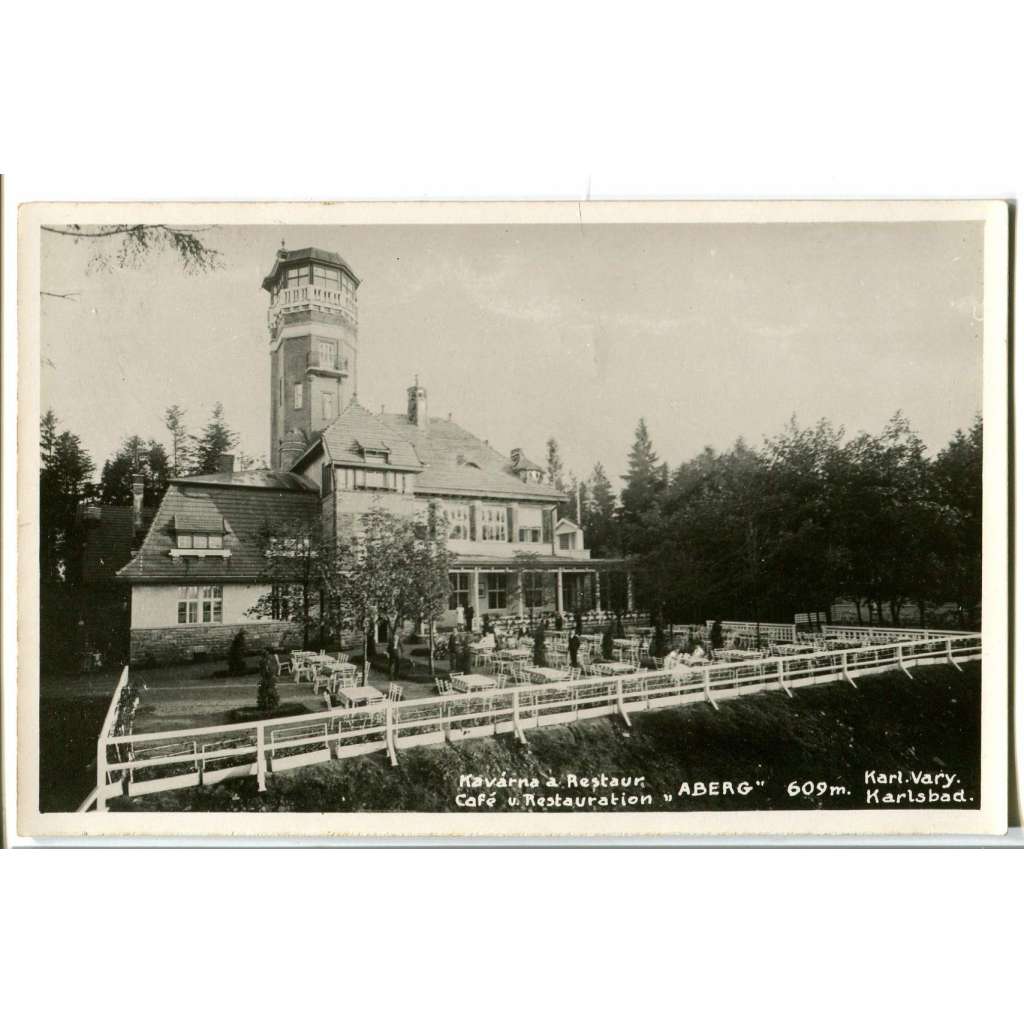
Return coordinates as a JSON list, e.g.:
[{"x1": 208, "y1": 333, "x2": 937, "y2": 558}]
[{"x1": 568, "y1": 630, "x2": 581, "y2": 668}]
